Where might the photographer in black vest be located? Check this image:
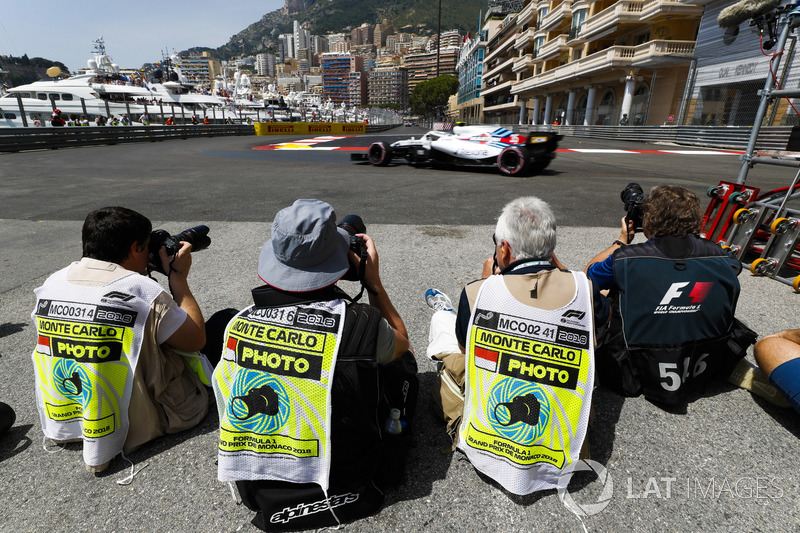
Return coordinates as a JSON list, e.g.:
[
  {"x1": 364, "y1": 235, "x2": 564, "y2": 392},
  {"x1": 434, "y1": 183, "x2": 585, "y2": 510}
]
[
  {"x1": 586, "y1": 185, "x2": 751, "y2": 404},
  {"x1": 212, "y1": 199, "x2": 416, "y2": 531}
]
